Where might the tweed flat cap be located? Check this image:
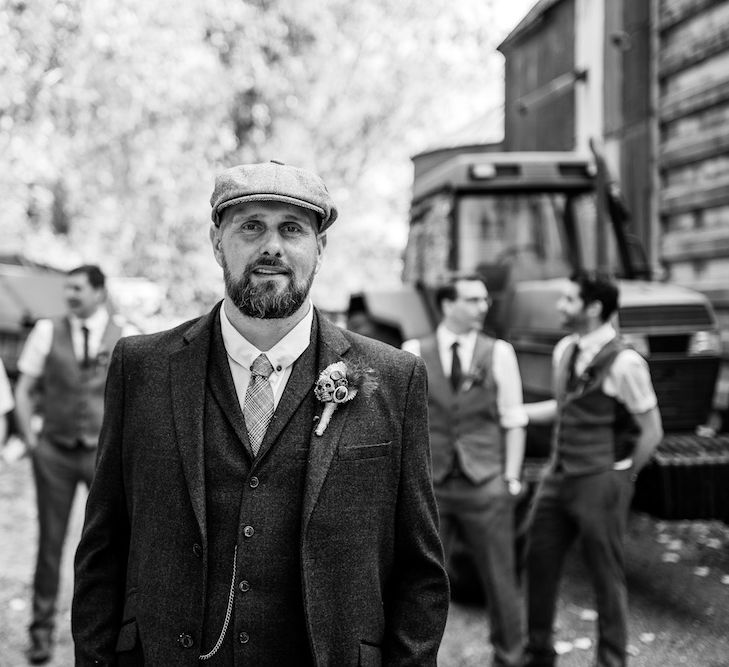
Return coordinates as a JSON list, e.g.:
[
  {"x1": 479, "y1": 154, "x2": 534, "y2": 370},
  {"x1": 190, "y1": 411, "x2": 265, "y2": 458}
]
[{"x1": 210, "y1": 160, "x2": 338, "y2": 232}]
